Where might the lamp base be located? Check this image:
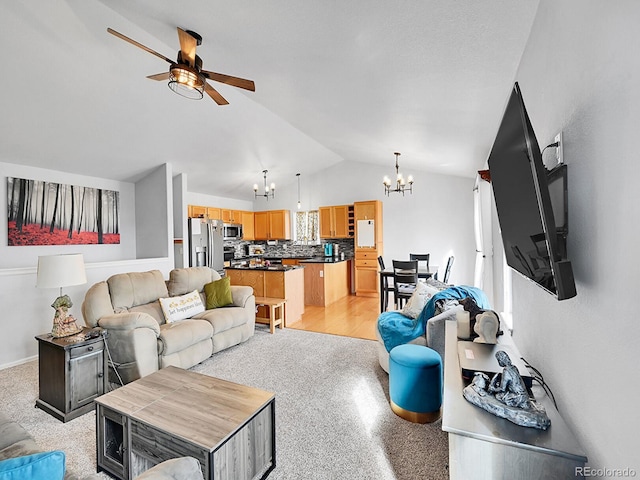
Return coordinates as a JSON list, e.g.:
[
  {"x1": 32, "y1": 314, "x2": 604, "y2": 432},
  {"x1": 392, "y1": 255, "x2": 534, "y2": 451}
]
[
  {"x1": 50, "y1": 294, "x2": 83, "y2": 338},
  {"x1": 51, "y1": 318, "x2": 83, "y2": 338}
]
